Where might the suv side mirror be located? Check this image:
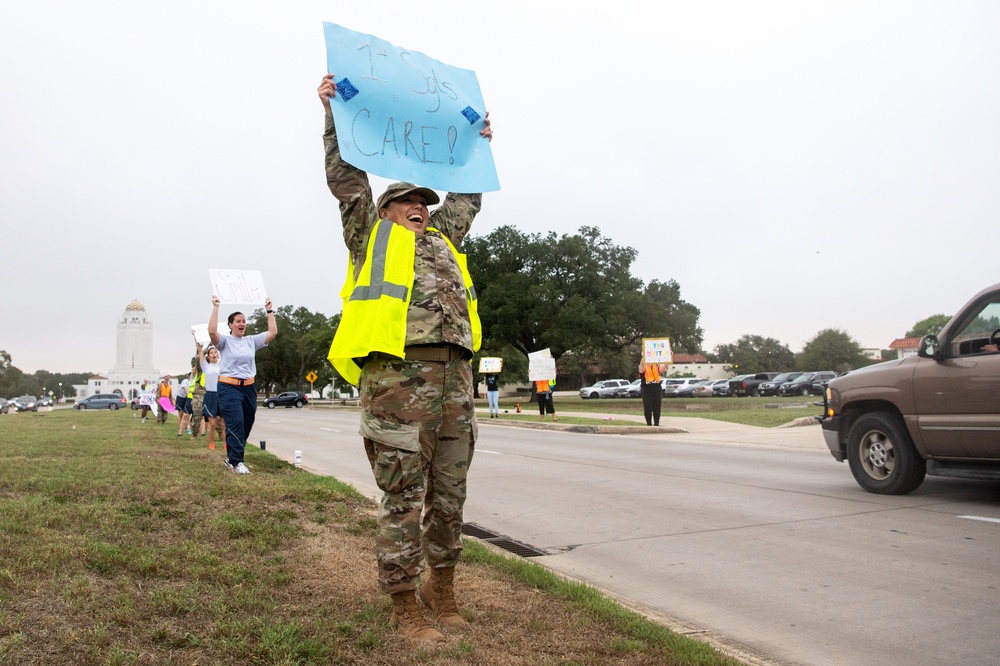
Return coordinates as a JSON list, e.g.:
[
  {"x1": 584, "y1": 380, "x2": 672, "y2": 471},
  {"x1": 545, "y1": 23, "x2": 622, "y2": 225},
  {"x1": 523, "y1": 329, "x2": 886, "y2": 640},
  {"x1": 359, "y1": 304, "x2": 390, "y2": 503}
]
[{"x1": 917, "y1": 334, "x2": 944, "y2": 360}]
